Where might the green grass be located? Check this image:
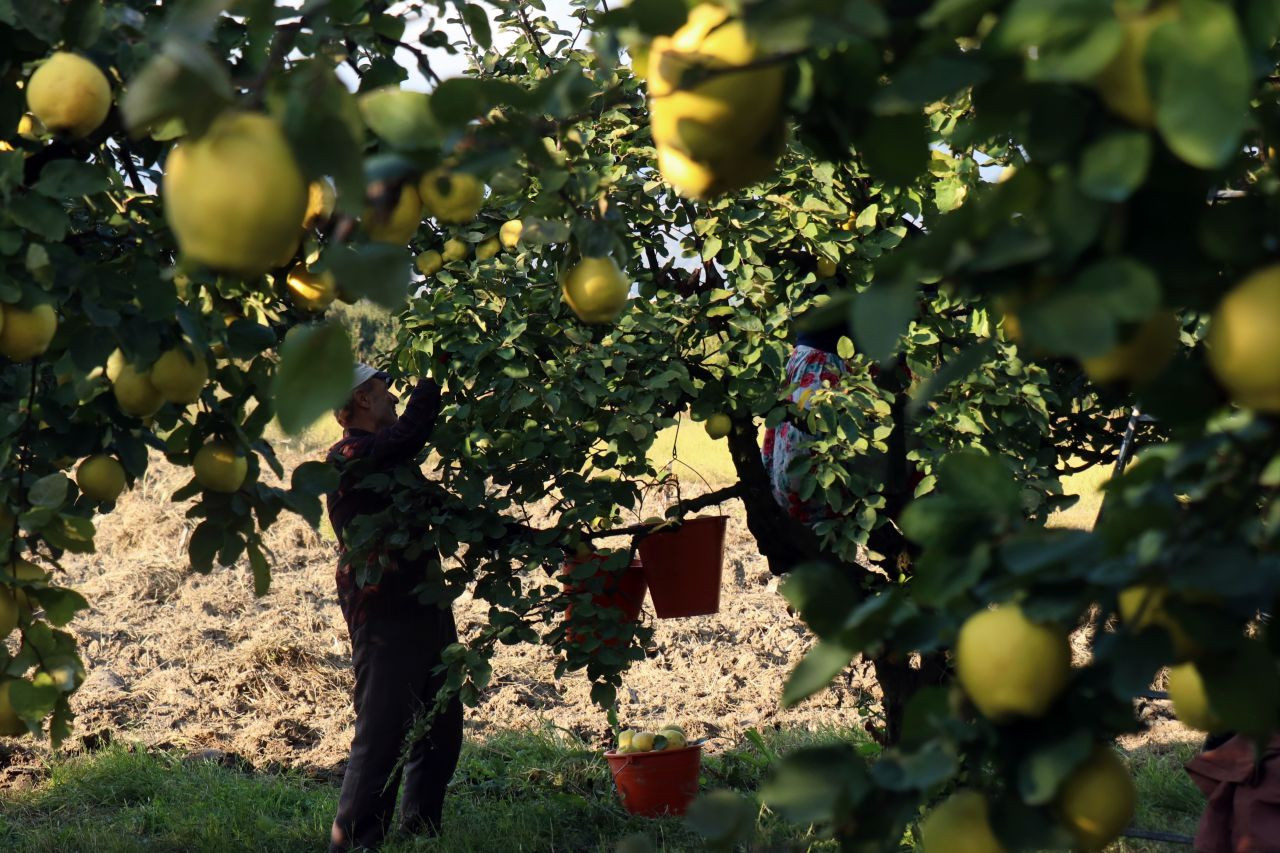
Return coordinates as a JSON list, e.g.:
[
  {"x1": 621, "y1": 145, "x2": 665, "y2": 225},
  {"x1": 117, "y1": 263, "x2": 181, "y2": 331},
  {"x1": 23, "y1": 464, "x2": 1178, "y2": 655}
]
[
  {"x1": 647, "y1": 419, "x2": 739, "y2": 488},
  {"x1": 1048, "y1": 462, "x2": 1113, "y2": 531},
  {"x1": 0, "y1": 726, "x2": 1203, "y2": 852}
]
